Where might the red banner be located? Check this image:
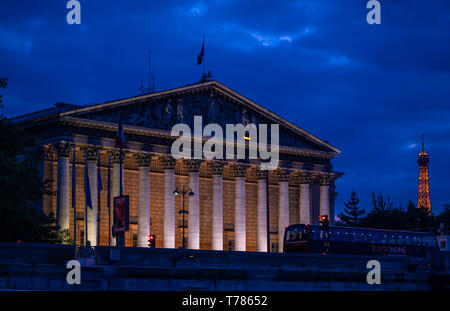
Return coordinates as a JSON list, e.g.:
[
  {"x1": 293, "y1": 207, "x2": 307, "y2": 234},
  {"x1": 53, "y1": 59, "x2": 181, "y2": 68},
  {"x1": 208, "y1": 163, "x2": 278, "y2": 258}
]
[{"x1": 113, "y1": 195, "x2": 129, "y2": 234}]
